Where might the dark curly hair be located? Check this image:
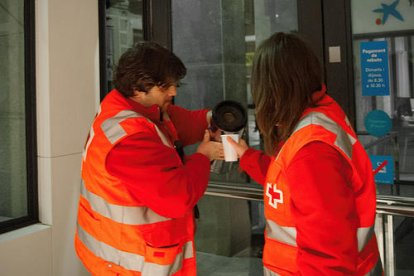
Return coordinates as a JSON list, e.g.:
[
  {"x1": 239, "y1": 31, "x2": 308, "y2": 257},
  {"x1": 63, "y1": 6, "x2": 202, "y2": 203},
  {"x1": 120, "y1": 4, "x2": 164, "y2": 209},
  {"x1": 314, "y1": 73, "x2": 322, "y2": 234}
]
[{"x1": 113, "y1": 41, "x2": 187, "y2": 97}]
